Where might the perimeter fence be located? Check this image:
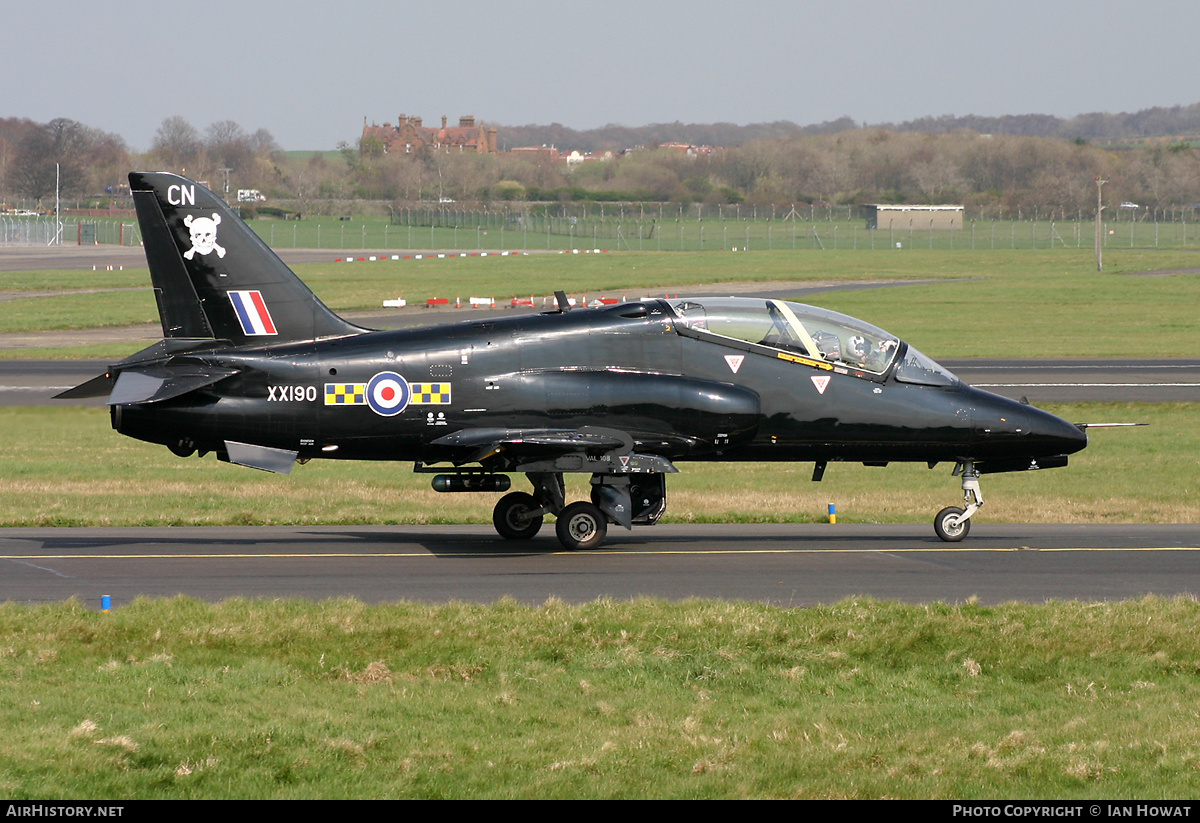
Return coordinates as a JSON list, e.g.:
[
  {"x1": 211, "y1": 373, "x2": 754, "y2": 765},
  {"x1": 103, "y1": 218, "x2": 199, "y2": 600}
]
[
  {"x1": 383, "y1": 201, "x2": 1200, "y2": 252},
  {"x1": 0, "y1": 217, "x2": 142, "y2": 247},
  {"x1": 6, "y1": 207, "x2": 1200, "y2": 254},
  {"x1": 253, "y1": 210, "x2": 1200, "y2": 253}
]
